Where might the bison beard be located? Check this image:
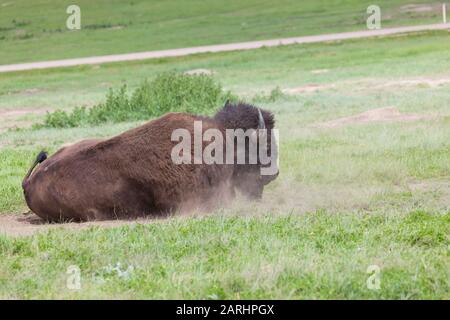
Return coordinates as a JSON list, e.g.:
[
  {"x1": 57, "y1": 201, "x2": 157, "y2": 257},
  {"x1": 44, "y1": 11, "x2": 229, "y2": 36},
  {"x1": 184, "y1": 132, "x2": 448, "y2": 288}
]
[{"x1": 22, "y1": 102, "x2": 278, "y2": 222}]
